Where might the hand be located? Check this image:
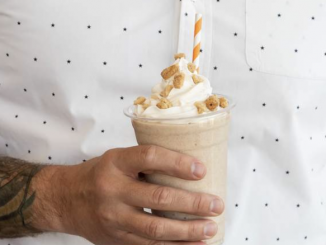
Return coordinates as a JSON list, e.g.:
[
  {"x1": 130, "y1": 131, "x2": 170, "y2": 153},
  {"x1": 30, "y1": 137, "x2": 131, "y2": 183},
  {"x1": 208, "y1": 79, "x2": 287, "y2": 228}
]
[{"x1": 49, "y1": 146, "x2": 225, "y2": 245}]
